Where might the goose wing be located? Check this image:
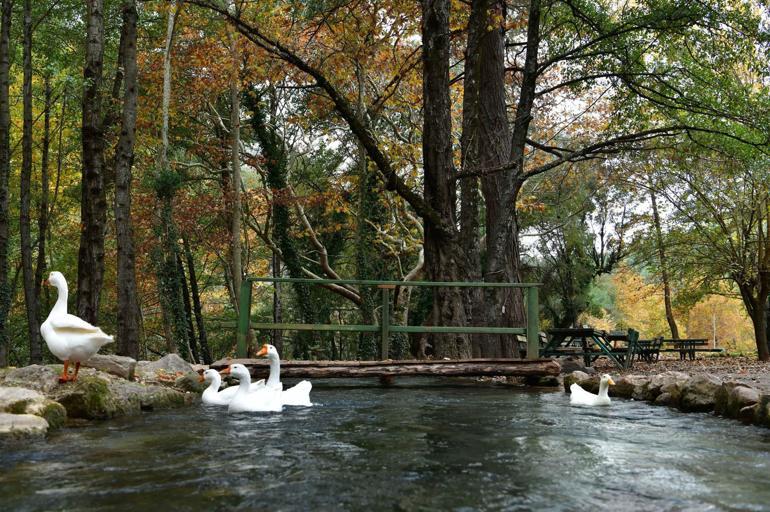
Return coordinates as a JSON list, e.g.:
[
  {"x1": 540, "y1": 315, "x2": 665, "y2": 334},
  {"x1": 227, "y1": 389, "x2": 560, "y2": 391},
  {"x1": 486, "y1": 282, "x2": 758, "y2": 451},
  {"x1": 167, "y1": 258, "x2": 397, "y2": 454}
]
[{"x1": 50, "y1": 314, "x2": 113, "y2": 343}]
